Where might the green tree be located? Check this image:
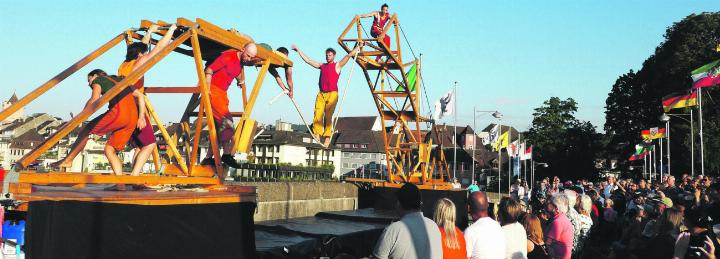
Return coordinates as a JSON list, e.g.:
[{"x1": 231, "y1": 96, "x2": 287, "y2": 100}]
[
  {"x1": 604, "y1": 12, "x2": 720, "y2": 175},
  {"x1": 527, "y1": 97, "x2": 601, "y2": 180}
]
